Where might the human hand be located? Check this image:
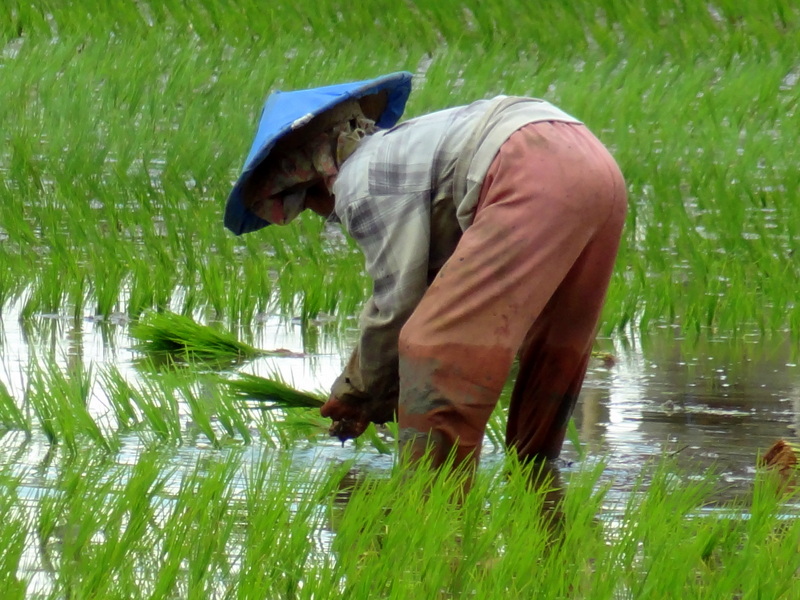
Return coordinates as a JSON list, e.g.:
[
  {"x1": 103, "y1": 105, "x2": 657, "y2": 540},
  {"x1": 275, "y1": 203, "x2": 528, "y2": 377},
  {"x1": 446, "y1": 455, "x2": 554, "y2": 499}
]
[
  {"x1": 320, "y1": 392, "x2": 396, "y2": 442},
  {"x1": 320, "y1": 394, "x2": 370, "y2": 441}
]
